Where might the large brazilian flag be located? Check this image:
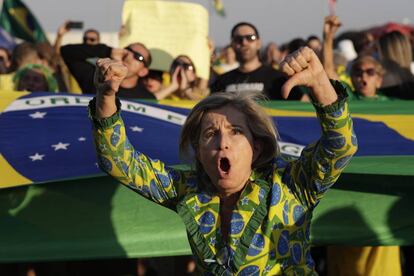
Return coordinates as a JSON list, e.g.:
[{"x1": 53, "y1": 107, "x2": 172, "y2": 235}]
[
  {"x1": 0, "y1": 91, "x2": 413, "y2": 262},
  {"x1": 0, "y1": 0, "x2": 48, "y2": 43}
]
